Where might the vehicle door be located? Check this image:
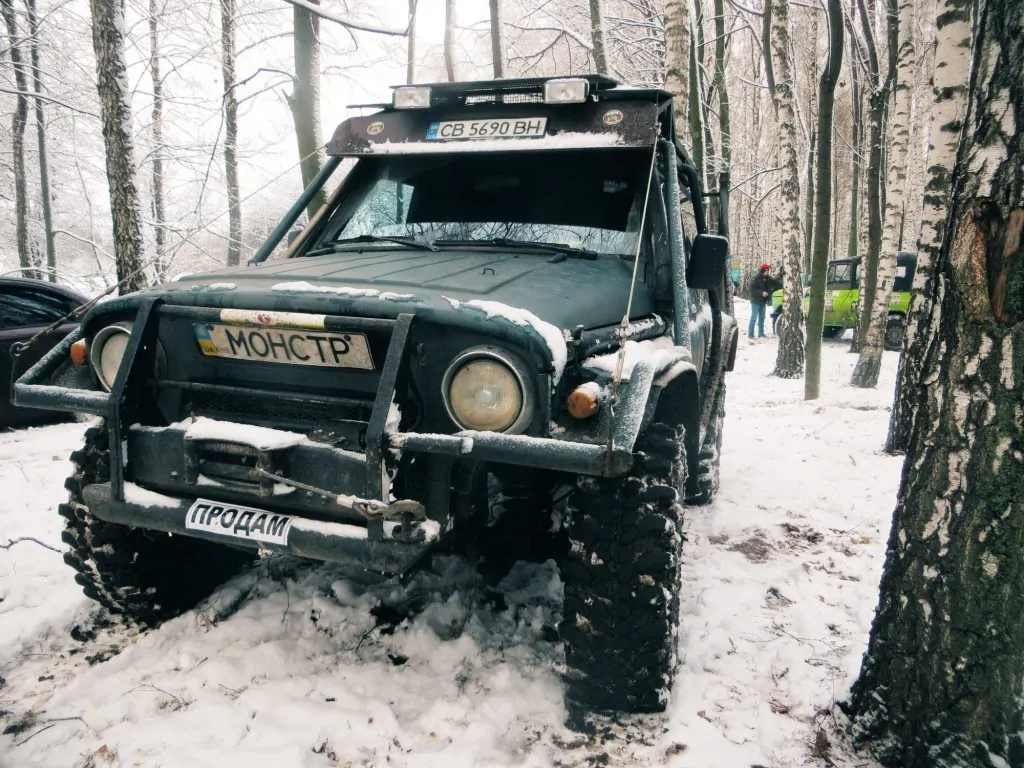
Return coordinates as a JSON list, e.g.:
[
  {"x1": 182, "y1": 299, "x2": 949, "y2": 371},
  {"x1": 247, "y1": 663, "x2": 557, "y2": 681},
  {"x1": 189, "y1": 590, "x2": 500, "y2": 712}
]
[{"x1": 0, "y1": 284, "x2": 81, "y2": 428}]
